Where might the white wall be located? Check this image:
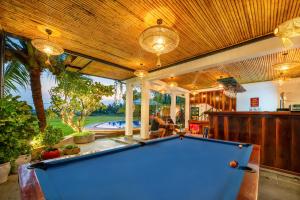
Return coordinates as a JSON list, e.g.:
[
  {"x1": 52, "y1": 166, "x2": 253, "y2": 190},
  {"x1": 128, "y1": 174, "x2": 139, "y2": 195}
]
[
  {"x1": 236, "y1": 77, "x2": 300, "y2": 111},
  {"x1": 237, "y1": 81, "x2": 278, "y2": 111},
  {"x1": 277, "y1": 77, "x2": 300, "y2": 107}
]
